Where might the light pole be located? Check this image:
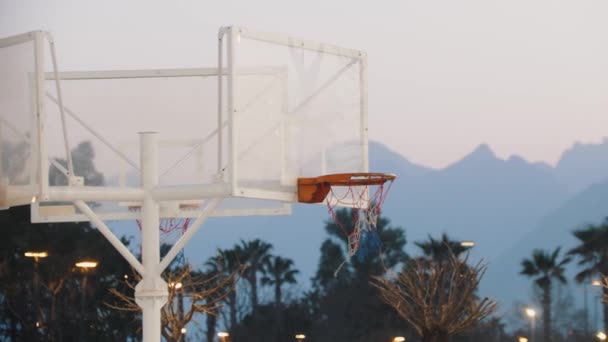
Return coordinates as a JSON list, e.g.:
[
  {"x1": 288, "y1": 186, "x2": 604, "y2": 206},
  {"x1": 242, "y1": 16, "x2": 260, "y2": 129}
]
[
  {"x1": 525, "y1": 308, "x2": 536, "y2": 342},
  {"x1": 597, "y1": 331, "x2": 607, "y2": 341},
  {"x1": 24, "y1": 251, "x2": 48, "y2": 334},
  {"x1": 295, "y1": 333, "x2": 306, "y2": 341},
  {"x1": 218, "y1": 331, "x2": 229, "y2": 342},
  {"x1": 460, "y1": 241, "x2": 475, "y2": 248},
  {"x1": 392, "y1": 337, "x2": 406, "y2": 342},
  {"x1": 76, "y1": 261, "x2": 97, "y2": 342},
  {"x1": 593, "y1": 280, "x2": 603, "y2": 333}
]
